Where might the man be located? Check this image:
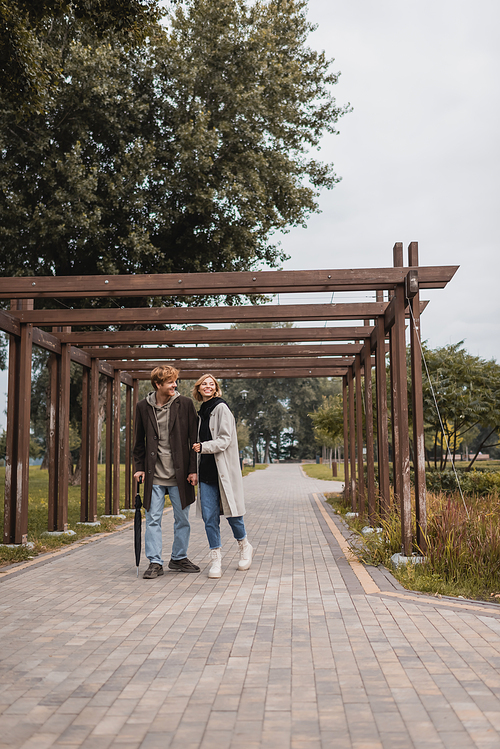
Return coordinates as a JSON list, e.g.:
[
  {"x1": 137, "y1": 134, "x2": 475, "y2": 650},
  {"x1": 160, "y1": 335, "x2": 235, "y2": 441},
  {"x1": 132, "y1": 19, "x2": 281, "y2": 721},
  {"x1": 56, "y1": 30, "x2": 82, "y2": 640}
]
[{"x1": 133, "y1": 365, "x2": 200, "y2": 579}]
